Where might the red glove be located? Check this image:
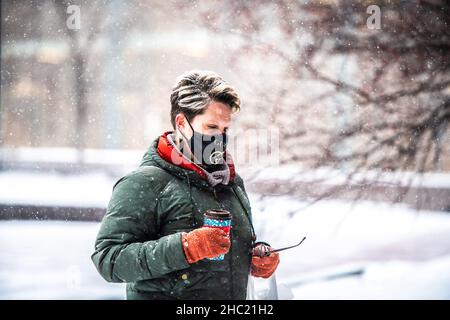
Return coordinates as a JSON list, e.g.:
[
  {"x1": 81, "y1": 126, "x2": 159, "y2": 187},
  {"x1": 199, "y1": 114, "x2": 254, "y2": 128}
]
[
  {"x1": 251, "y1": 243, "x2": 280, "y2": 278},
  {"x1": 181, "y1": 227, "x2": 231, "y2": 264}
]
